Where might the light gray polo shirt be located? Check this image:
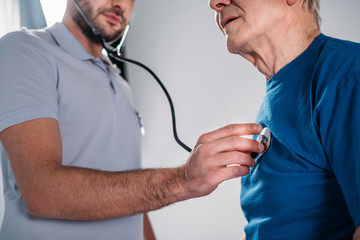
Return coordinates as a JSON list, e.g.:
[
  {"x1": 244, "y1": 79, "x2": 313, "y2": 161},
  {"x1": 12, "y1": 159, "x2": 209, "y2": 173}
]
[{"x1": 0, "y1": 23, "x2": 143, "y2": 240}]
